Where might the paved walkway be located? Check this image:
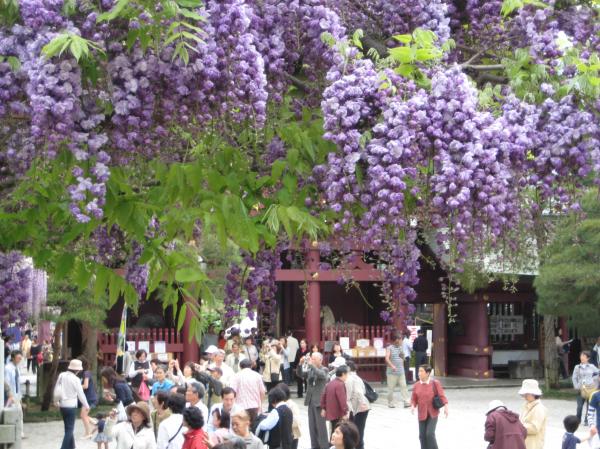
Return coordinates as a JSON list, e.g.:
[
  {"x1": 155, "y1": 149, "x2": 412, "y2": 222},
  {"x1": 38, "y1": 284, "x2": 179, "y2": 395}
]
[{"x1": 22, "y1": 386, "x2": 575, "y2": 449}]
